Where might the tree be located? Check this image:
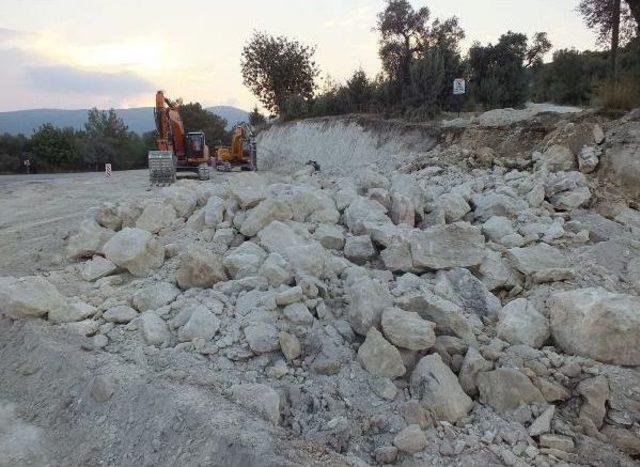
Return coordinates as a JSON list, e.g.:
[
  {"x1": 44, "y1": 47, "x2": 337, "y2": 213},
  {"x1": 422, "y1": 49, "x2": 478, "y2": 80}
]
[
  {"x1": 31, "y1": 124, "x2": 79, "y2": 169},
  {"x1": 241, "y1": 32, "x2": 319, "y2": 114},
  {"x1": 177, "y1": 102, "x2": 229, "y2": 146},
  {"x1": 376, "y1": 0, "x2": 430, "y2": 85},
  {"x1": 248, "y1": 106, "x2": 267, "y2": 127},
  {"x1": 346, "y1": 69, "x2": 374, "y2": 112},
  {"x1": 578, "y1": 0, "x2": 638, "y2": 76},
  {"x1": 467, "y1": 32, "x2": 549, "y2": 109}
]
